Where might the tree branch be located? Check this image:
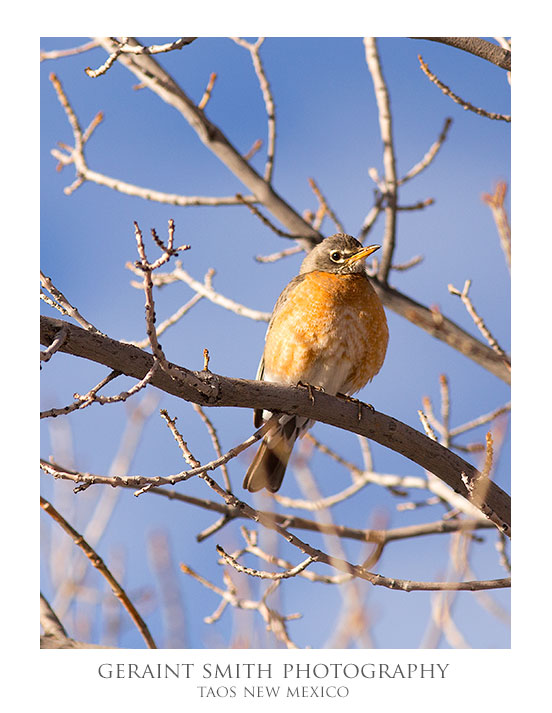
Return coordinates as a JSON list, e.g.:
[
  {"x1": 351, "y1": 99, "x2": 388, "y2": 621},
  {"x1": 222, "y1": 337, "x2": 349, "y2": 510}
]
[
  {"x1": 411, "y1": 37, "x2": 511, "y2": 72},
  {"x1": 40, "y1": 315, "x2": 511, "y2": 535},
  {"x1": 94, "y1": 37, "x2": 321, "y2": 250},
  {"x1": 40, "y1": 496, "x2": 157, "y2": 648},
  {"x1": 369, "y1": 280, "x2": 510, "y2": 383},
  {"x1": 364, "y1": 37, "x2": 398, "y2": 283}
]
